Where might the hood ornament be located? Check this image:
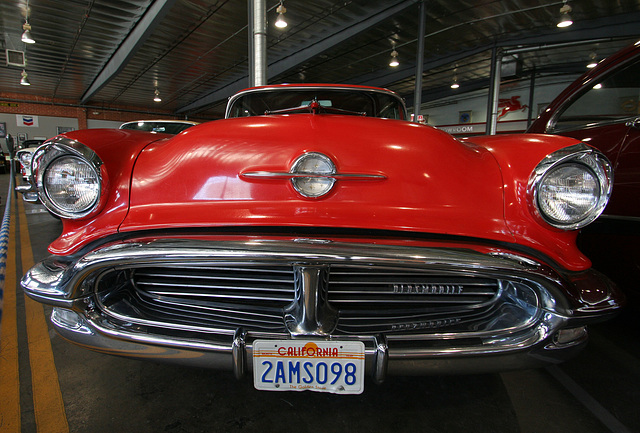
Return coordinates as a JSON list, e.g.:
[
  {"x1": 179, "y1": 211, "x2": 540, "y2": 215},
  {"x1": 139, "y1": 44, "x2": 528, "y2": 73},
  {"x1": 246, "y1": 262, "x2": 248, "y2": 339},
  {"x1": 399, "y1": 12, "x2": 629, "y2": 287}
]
[{"x1": 241, "y1": 152, "x2": 386, "y2": 198}]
